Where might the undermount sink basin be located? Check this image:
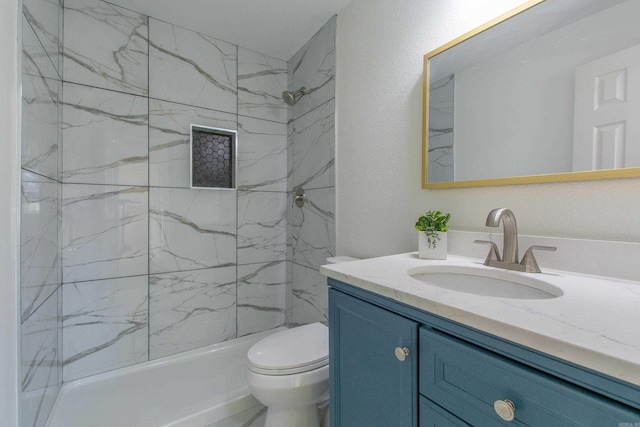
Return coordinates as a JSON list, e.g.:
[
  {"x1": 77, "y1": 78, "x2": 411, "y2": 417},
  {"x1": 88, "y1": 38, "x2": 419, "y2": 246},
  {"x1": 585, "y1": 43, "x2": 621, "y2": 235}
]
[{"x1": 408, "y1": 265, "x2": 563, "y2": 299}]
